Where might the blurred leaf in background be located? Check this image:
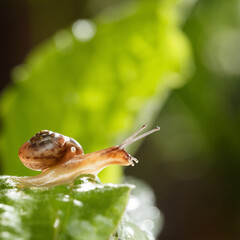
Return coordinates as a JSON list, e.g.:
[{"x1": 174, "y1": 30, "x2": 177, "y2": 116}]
[
  {"x1": 0, "y1": 0, "x2": 192, "y2": 182},
  {"x1": 127, "y1": 0, "x2": 240, "y2": 238},
  {"x1": 153, "y1": 0, "x2": 240, "y2": 182},
  {"x1": 125, "y1": 177, "x2": 164, "y2": 238}
]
